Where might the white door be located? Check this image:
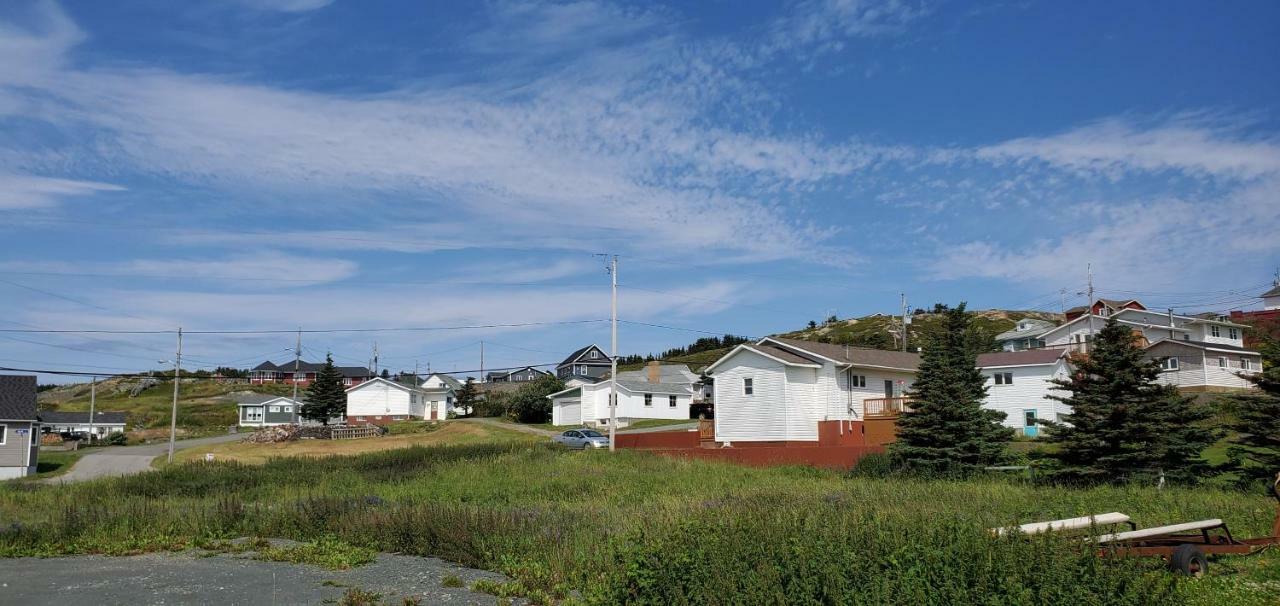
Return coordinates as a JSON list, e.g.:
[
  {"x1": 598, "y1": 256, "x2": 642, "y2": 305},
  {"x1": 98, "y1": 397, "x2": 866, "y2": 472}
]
[{"x1": 556, "y1": 398, "x2": 581, "y2": 426}]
